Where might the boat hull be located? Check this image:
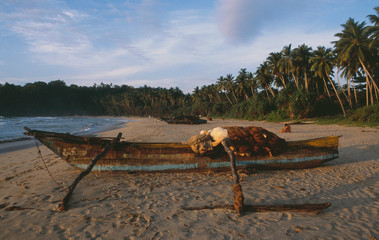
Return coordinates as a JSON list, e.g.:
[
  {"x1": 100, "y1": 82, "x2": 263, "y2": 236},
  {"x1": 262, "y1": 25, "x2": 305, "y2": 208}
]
[
  {"x1": 161, "y1": 116, "x2": 207, "y2": 125},
  {"x1": 24, "y1": 128, "x2": 340, "y2": 172}
]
